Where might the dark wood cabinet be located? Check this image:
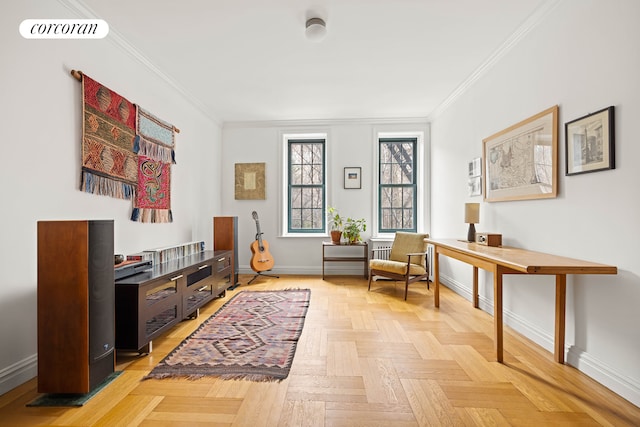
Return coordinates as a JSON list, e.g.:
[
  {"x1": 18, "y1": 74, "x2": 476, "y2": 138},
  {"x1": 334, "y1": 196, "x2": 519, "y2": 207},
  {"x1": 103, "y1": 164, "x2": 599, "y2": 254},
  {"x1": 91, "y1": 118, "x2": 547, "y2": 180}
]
[
  {"x1": 115, "y1": 250, "x2": 232, "y2": 353},
  {"x1": 37, "y1": 220, "x2": 115, "y2": 394},
  {"x1": 214, "y1": 216, "x2": 239, "y2": 287}
]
